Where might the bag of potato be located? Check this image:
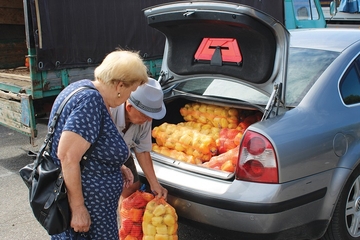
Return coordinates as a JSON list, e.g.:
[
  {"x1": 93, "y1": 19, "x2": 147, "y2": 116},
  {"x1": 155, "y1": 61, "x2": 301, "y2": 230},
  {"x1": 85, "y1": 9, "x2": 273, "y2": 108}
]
[
  {"x1": 119, "y1": 190, "x2": 155, "y2": 240},
  {"x1": 216, "y1": 128, "x2": 243, "y2": 154},
  {"x1": 204, "y1": 146, "x2": 239, "y2": 172},
  {"x1": 152, "y1": 122, "x2": 217, "y2": 162},
  {"x1": 142, "y1": 198, "x2": 178, "y2": 240},
  {"x1": 180, "y1": 102, "x2": 239, "y2": 129},
  {"x1": 152, "y1": 143, "x2": 199, "y2": 164}
]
